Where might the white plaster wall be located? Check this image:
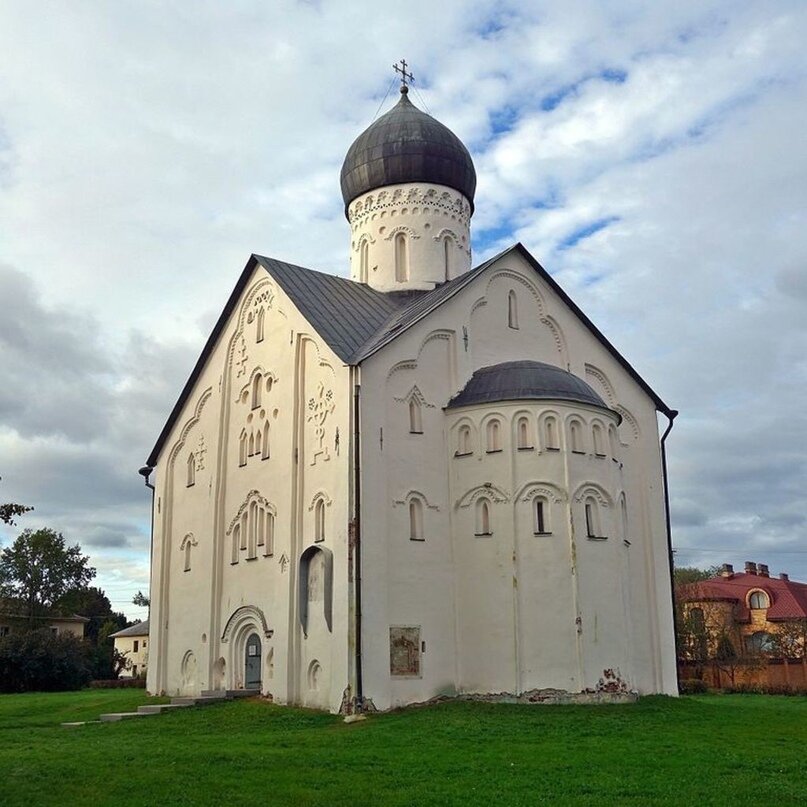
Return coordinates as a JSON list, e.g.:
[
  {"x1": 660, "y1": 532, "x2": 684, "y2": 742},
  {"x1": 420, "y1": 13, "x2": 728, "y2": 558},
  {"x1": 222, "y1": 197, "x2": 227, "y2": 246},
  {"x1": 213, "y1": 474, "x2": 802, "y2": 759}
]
[
  {"x1": 347, "y1": 183, "x2": 472, "y2": 291},
  {"x1": 358, "y1": 250, "x2": 677, "y2": 710},
  {"x1": 147, "y1": 264, "x2": 352, "y2": 712}
]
